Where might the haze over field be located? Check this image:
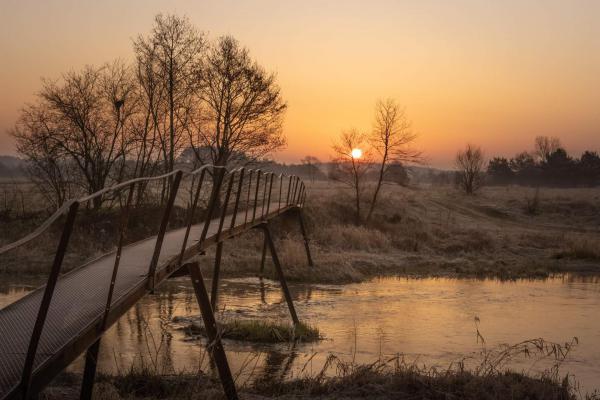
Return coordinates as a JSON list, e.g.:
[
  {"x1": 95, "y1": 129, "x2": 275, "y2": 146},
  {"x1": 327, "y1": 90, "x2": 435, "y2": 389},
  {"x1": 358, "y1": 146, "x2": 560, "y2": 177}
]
[{"x1": 1, "y1": 0, "x2": 599, "y2": 167}]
